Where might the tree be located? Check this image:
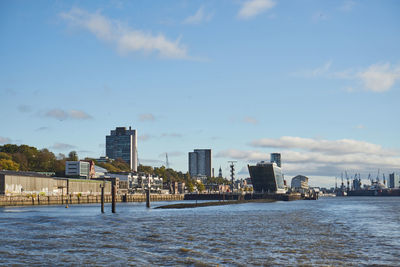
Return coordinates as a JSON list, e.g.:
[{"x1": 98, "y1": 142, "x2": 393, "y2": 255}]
[
  {"x1": 186, "y1": 179, "x2": 194, "y2": 193},
  {"x1": 11, "y1": 153, "x2": 28, "y2": 171},
  {"x1": 34, "y1": 149, "x2": 57, "y2": 171},
  {"x1": 68, "y1": 151, "x2": 78, "y2": 161},
  {"x1": 196, "y1": 182, "x2": 205, "y2": 192},
  {"x1": 0, "y1": 159, "x2": 20, "y2": 171},
  {"x1": 112, "y1": 158, "x2": 130, "y2": 171},
  {"x1": 138, "y1": 164, "x2": 154, "y2": 174},
  {"x1": 0, "y1": 152, "x2": 12, "y2": 160}
]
